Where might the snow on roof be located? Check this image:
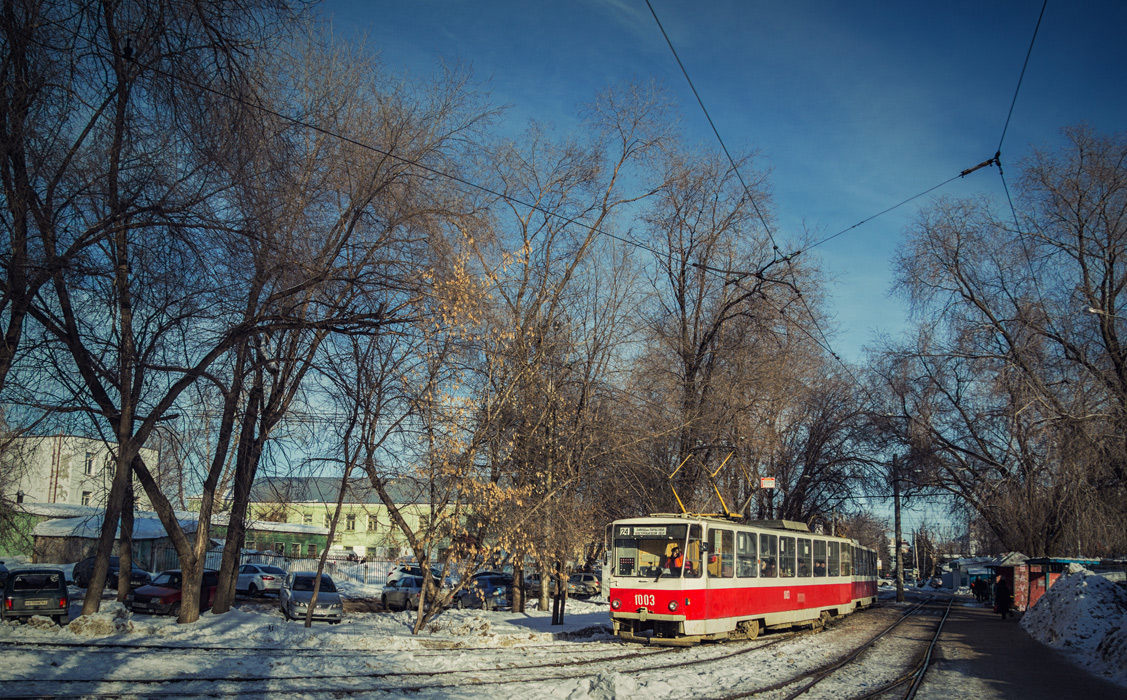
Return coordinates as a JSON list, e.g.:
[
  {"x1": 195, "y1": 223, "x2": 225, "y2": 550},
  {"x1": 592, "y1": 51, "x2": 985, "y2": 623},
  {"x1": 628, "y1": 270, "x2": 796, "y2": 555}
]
[
  {"x1": 32, "y1": 513, "x2": 198, "y2": 540},
  {"x1": 210, "y1": 513, "x2": 328, "y2": 535},
  {"x1": 14, "y1": 502, "x2": 104, "y2": 519},
  {"x1": 987, "y1": 551, "x2": 1029, "y2": 567}
]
